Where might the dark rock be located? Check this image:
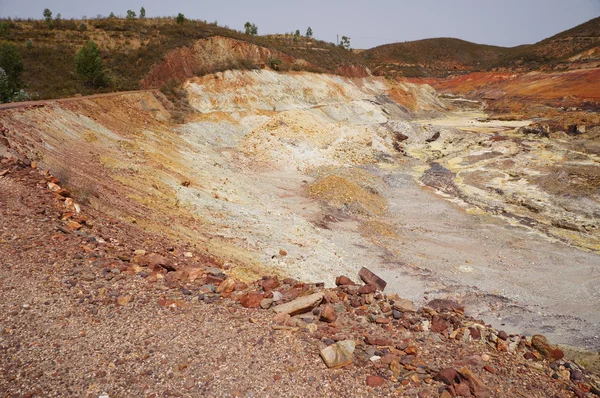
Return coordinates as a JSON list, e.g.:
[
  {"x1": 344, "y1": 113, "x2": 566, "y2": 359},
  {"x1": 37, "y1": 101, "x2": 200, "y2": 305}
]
[
  {"x1": 469, "y1": 327, "x2": 481, "y2": 339},
  {"x1": 425, "y1": 131, "x2": 441, "y2": 143},
  {"x1": 358, "y1": 268, "x2": 387, "y2": 291},
  {"x1": 497, "y1": 330, "x2": 509, "y2": 340},
  {"x1": 518, "y1": 123, "x2": 550, "y2": 138},
  {"x1": 427, "y1": 299, "x2": 464, "y2": 313},
  {"x1": 570, "y1": 369, "x2": 583, "y2": 382},
  {"x1": 392, "y1": 309, "x2": 402, "y2": 319},
  {"x1": 431, "y1": 316, "x2": 449, "y2": 333}
]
